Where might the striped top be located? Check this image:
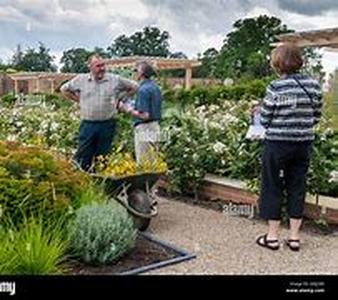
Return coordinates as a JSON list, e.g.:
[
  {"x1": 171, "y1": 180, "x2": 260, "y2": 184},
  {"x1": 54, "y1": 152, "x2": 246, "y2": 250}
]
[{"x1": 260, "y1": 74, "x2": 323, "y2": 142}]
